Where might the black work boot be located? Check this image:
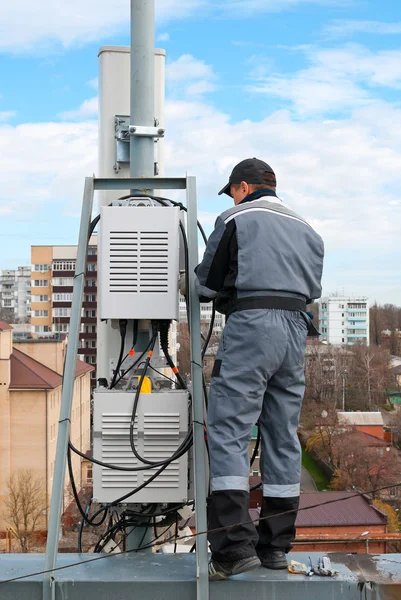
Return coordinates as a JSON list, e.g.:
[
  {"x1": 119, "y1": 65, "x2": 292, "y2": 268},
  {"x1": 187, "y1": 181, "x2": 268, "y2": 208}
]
[
  {"x1": 208, "y1": 556, "x2": 261, "y2": 581},
  {"x1": 257, "y1": 549, "x2": 288, "y2": 570}
]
